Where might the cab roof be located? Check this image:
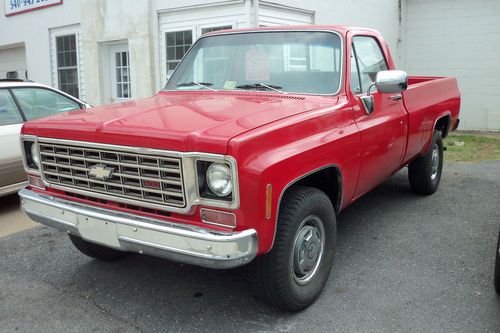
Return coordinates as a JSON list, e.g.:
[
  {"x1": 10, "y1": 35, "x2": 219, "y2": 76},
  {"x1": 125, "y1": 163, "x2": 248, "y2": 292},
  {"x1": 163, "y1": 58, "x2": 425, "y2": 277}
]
[{"x1": 203, "y1": 25, "x2": 379, "y2": 37}]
